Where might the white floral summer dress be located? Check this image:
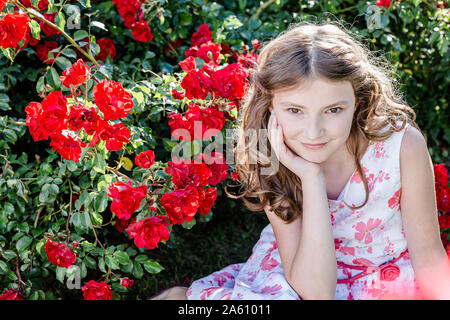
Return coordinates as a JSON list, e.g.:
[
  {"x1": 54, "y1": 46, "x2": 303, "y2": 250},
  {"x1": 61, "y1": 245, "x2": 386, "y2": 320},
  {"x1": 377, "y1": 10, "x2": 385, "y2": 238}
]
[{"x1": 186, "y1": 120, "x2": 420, "y2": 300}]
